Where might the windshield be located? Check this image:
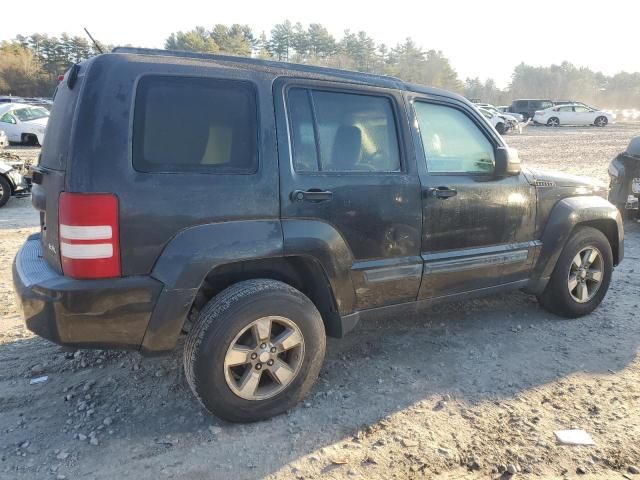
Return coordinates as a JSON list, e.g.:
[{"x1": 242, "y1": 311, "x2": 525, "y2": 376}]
[{"x1": 13, "y1": 107, "x2": 49, "y2": 122}]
